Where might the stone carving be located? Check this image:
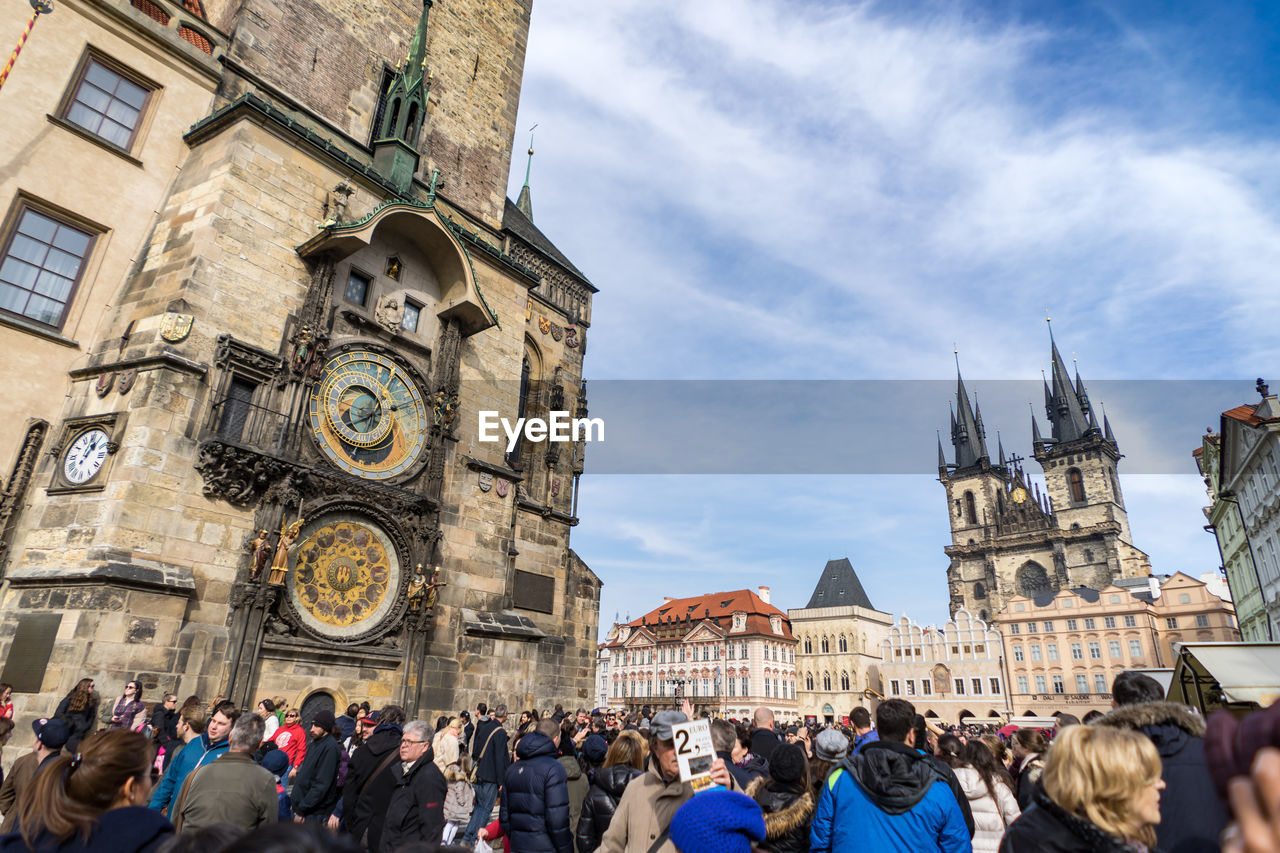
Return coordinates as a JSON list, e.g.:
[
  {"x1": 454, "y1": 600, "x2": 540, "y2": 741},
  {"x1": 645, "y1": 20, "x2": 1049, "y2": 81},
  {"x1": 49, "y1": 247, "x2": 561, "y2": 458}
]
[
  {"x1": 160, "y1": 312, "x2": 194, "y2": 343},
  {"x1": 194, "y1": 441, "x2": 290, "y2": 506},
  {"x1": 495, "y1": 478, "x2": 509, "y2": 498},
  {"x1": 0, "y1": 419, "x2": 48, "y2": 571},
  {"x1": 116, "y1": 369, "x2": 137, "y2": 395},
  {"x1": 432, "y1": 390, "x2": 458, "y2": 427},
  {"x1": 385, "y1": 256, "x2": 403, "y2": 281},
  {"x1": 95, "y1": 372, "x2": 115, "y2": 397},
  {"x1": 407, "y1": 563, "x2": 427, "y2": 610},
  {"x1": 249, "y1": 529, "x2": 272, "y2": 580},
  {"x1": 374, "y1": 294, "x2": 404, "y2": 333},
  {"x1": 268, "y1": 517, "x2": 304, "y2": 586},
  {"x1": 564, "y1": 326, "x2": 578, "y2": 348},
  {"x1": 538, "y1": 316, "x2": 551, "y2": 335},
  {"x1": 478, "y1": 471, "x2": 492, "y2": 492}
]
